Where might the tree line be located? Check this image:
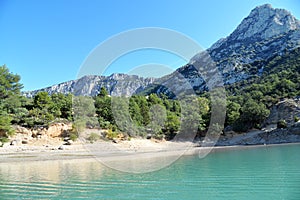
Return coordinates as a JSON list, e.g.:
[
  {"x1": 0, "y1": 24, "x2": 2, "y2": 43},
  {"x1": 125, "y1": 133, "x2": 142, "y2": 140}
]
[{"x1": 1, "y1": 47, "x2": 299, "y2": 143}]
